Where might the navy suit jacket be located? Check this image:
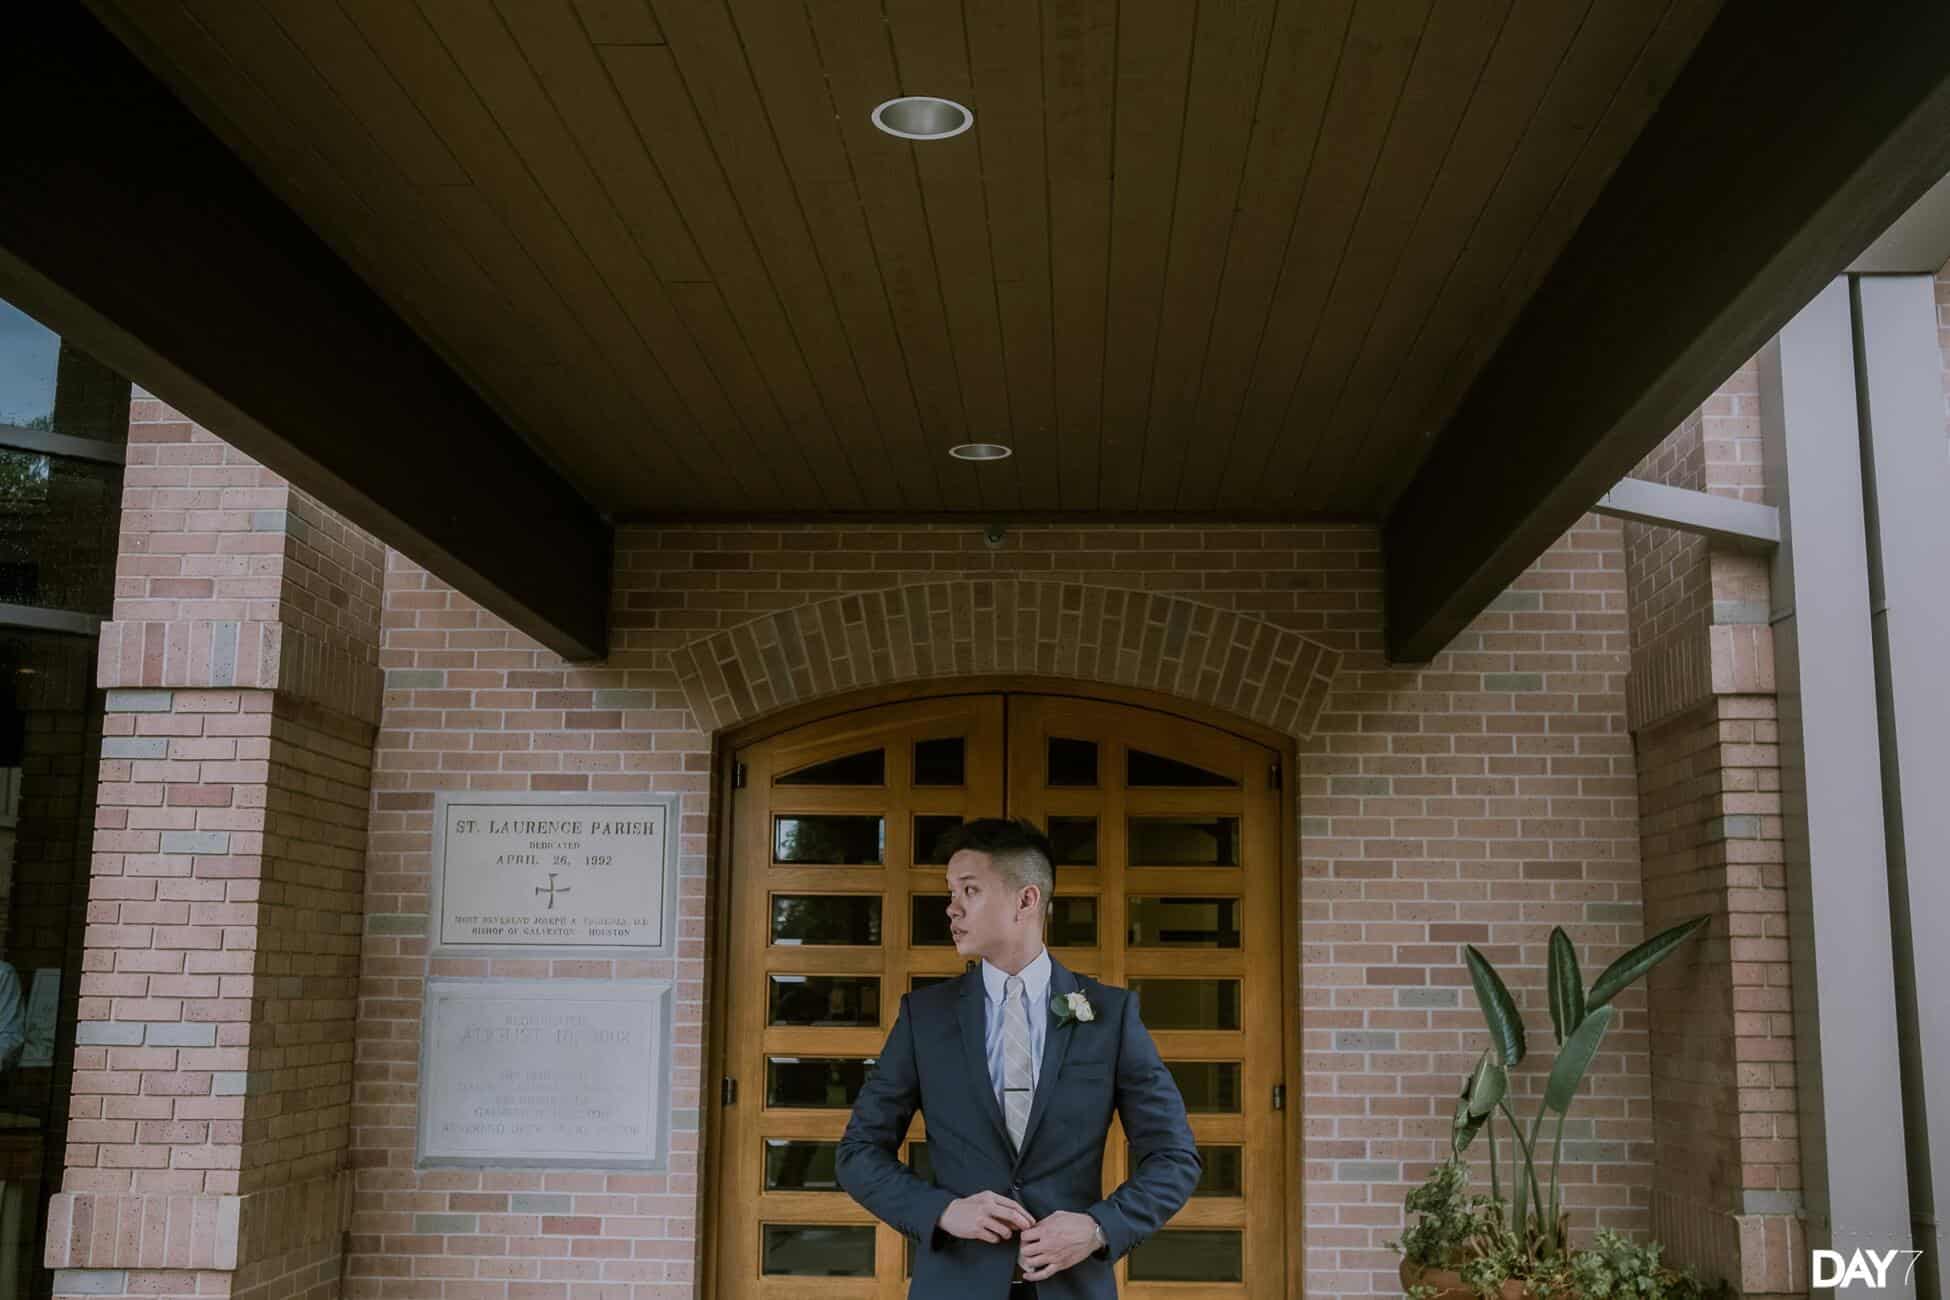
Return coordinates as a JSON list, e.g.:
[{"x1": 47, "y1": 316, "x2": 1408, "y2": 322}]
[{"x1": 837, "y1": 958, "x2": 1200, "y2": 1299}]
